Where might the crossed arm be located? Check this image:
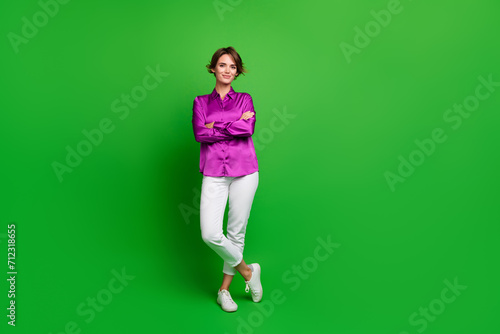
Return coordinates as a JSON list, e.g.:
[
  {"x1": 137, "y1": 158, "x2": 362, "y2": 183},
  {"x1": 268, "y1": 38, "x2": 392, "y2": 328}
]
[{"x1": 192, "y1": 94, "x2": 256, "y2": 143}]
